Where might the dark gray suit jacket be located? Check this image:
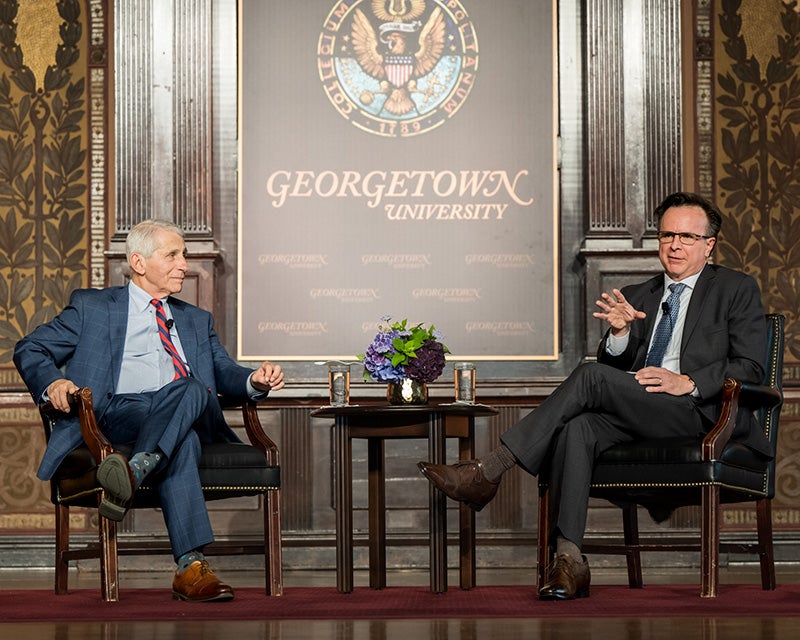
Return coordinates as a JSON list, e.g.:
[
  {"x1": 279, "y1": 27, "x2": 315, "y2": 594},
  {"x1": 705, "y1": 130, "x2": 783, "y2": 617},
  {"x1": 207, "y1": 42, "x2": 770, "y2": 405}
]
[{"x1": 597, "y1": 263, "x2": 770, "y2": 457}]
